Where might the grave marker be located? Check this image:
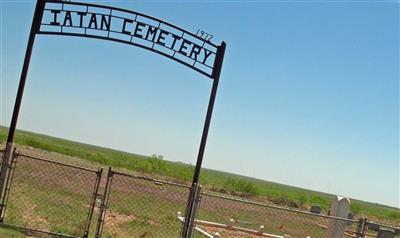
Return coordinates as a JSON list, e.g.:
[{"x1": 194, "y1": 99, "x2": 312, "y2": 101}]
[{"x1": 325, "y1": 196, "x2": 350, "y2": 238}]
